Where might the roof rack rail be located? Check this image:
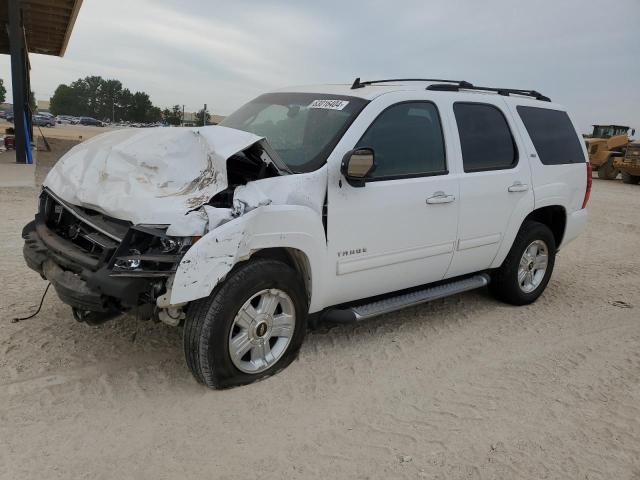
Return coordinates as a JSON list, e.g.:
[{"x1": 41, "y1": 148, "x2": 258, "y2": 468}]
[
  {"x1": 350, "y1": 77, "x2": 472, "y2": 90},
  {"x1": 426, "y1": 82, "x2": 551, "y2": 102}
]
